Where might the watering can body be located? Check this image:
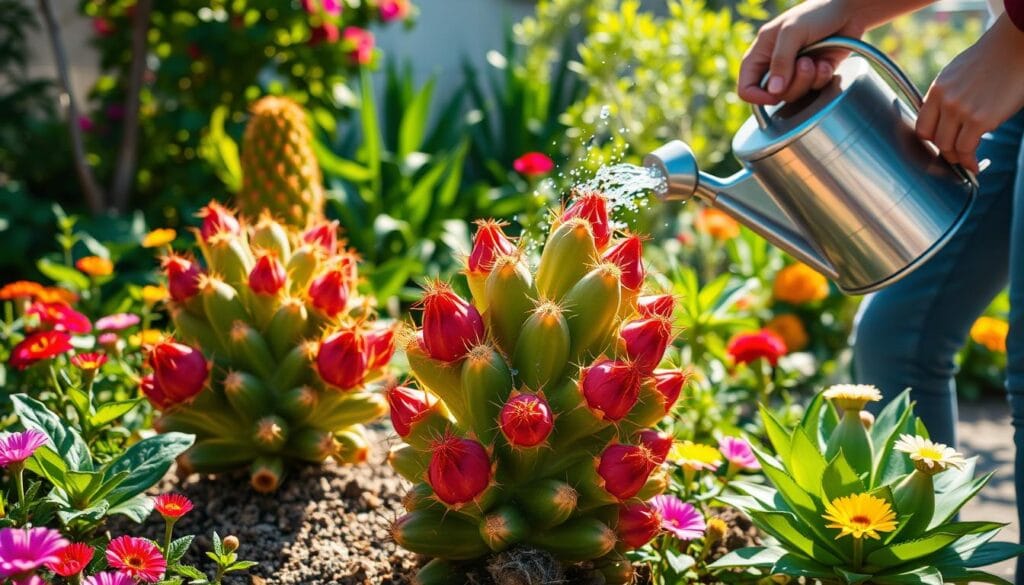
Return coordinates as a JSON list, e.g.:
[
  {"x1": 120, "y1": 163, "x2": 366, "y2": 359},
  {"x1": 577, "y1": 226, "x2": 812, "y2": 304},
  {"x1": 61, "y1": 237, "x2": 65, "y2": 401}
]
[{"x1": 645, "y1": 37, "x2": 976, "y2": 295}]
